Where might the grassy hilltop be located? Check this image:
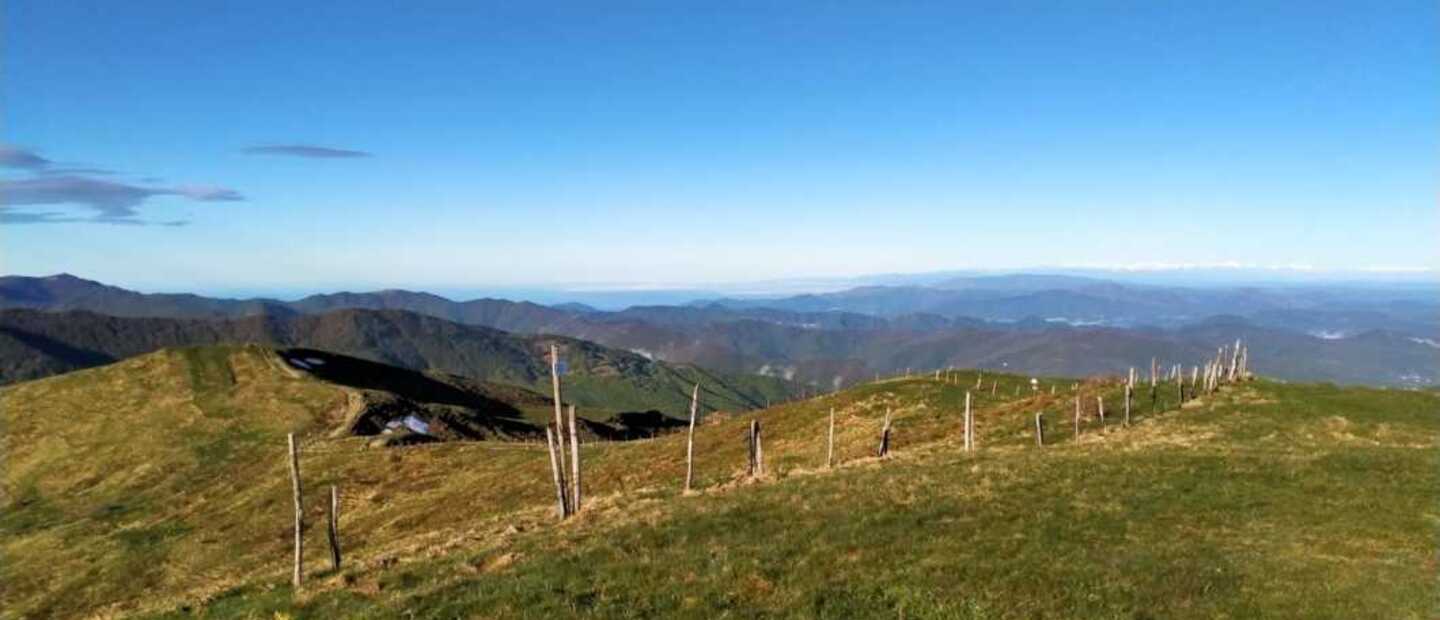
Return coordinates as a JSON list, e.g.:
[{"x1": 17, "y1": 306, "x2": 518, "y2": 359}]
[{"x1": 1, "y1": 346, "x2": 1436, "y2": 619}]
